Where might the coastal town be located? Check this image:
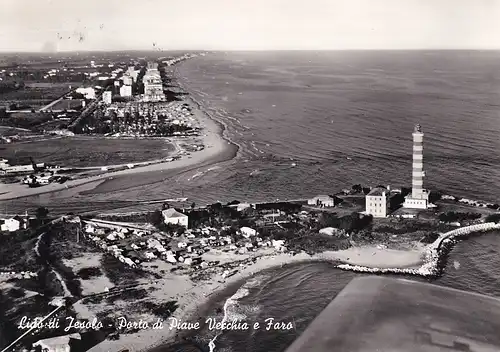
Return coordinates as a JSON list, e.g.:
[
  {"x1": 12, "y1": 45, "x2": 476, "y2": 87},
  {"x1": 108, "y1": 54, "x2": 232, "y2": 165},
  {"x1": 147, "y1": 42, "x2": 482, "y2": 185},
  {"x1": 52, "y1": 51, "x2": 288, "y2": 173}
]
[
  {"x1": 1, "y1": 122, "x2": 500, "y2": 351},
  {"x1": 1, "y1": 50, "x2": 500, "y2": 352},
  {"x1": 2, "y1": 1, "x2": 500, "y2": 351},
  {"x1": 0, "y1": 53, "x2": 206, "y2": 190},
  {"x1": 0, "y1": 42, "x2": 500, "y2": 352}
]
